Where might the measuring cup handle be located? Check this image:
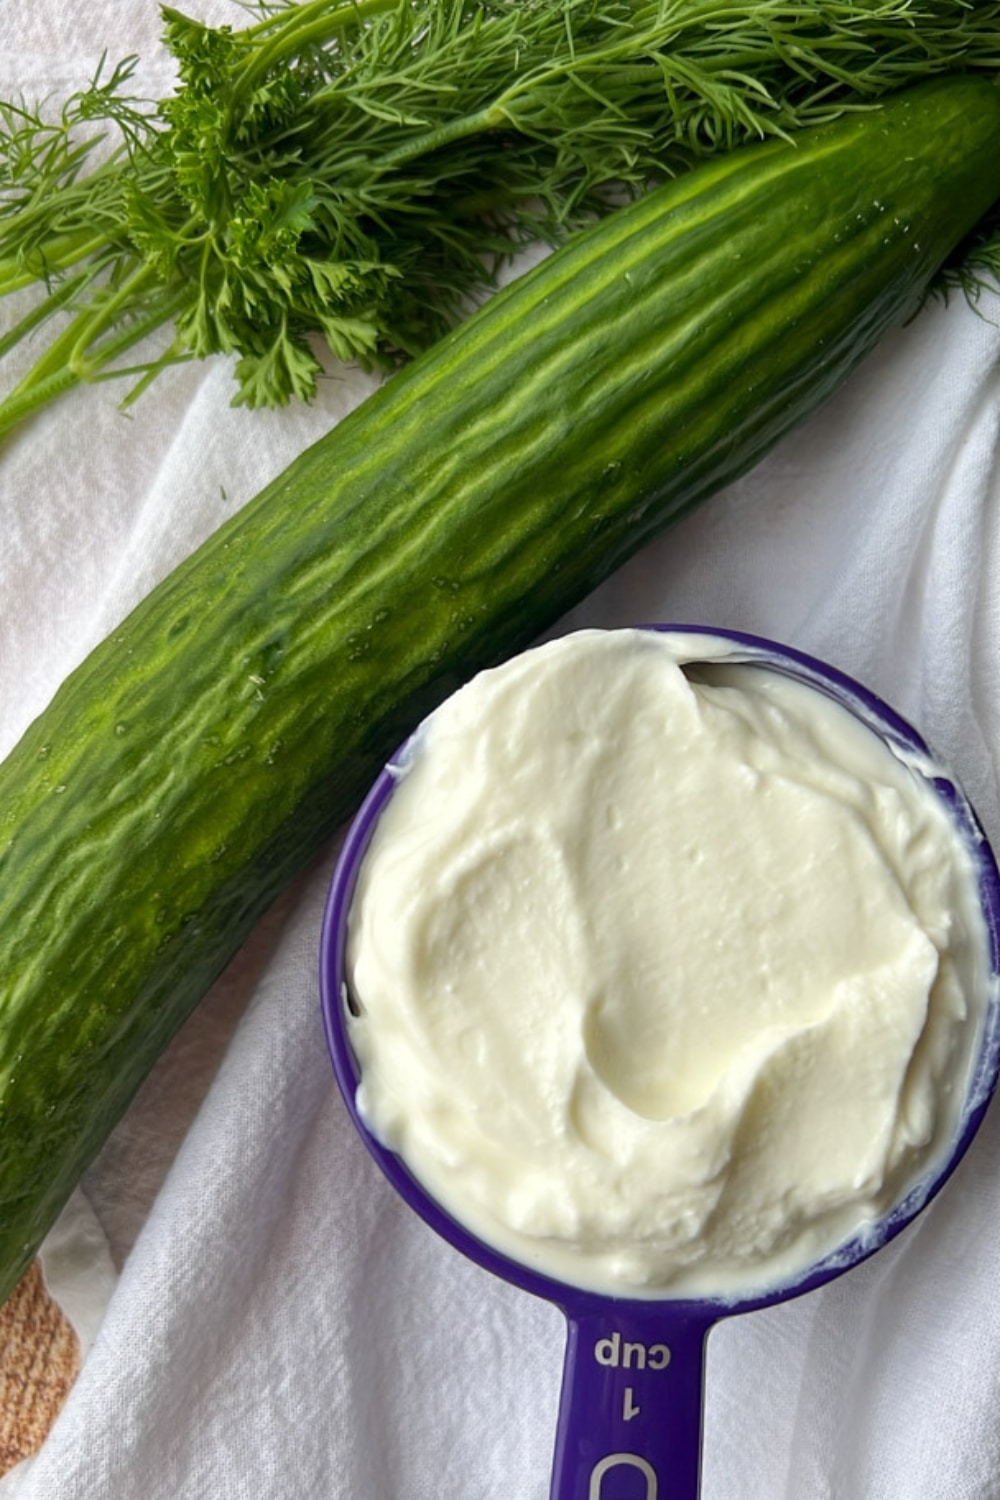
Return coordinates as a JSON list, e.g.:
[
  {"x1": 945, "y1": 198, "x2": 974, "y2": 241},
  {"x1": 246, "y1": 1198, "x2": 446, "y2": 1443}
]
[{"x1": 549, "y1": 1304, "x2": 713, "y2": 1500}]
